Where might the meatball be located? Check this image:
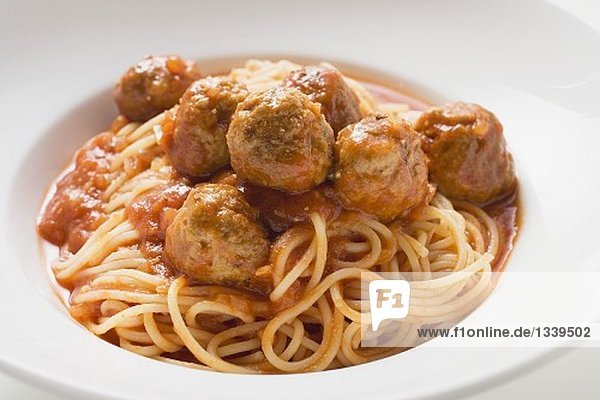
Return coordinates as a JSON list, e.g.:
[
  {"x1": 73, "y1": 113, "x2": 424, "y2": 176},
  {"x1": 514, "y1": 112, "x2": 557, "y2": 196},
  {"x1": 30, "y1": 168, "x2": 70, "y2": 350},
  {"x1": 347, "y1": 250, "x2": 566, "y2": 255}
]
[
  {"x1": 227, "y1": 87, "x2": 334, "y2": 193},
  {"x1": 114, "y1": 55, "x2": 201, "y2": 121},
  {"x1": 242, "y1": 183, "x2": 341, "y2": 233},
  {"x1": 284, "y1": 66, "x2": 363, "y2": 134},
  {"x1": 414, "y1": 102, "x2": 516, "y2": 204},
  {"x1": 164, "y1": 184, "x2": 270, "y2": 294},
  {"x1": 161, "y1": 77, "x2": 248, "y2": 177},
  {"x1": 333, "y1": 113, "x2": 429, "y2": 222}
]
